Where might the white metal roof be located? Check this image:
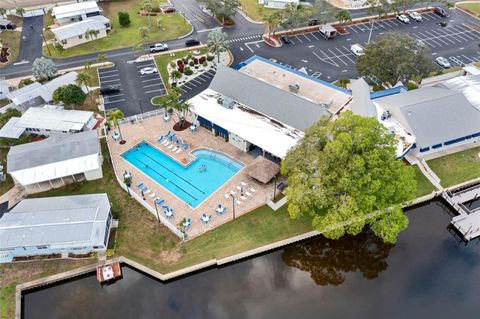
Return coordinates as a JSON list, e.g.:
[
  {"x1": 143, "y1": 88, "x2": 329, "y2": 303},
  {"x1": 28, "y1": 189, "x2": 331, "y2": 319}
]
[
  {"x1": 15, "y1": 107, "x2": 94, "y2": 132},
  {"x1": 0, "y1": 117, "x2": 25, "y2": 139},
  {"x1": 0, "y1": 193, "x2": 110, "y2": 249},
  {"x1": 190, "y1": 88, "x2": 303, "y2": 159},
  {"x1": 52, "y1": 19, "x2": 107, "y2": 41},
  {"x1": 52, "y1": 1, "x2": 100, "y2": 19},
  {"x1": 5, "y1": 73, "x2": 78, "y2": 105}
]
